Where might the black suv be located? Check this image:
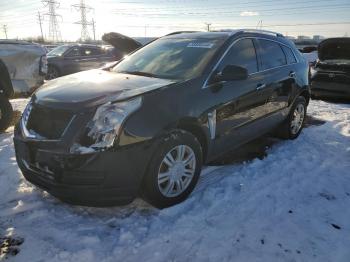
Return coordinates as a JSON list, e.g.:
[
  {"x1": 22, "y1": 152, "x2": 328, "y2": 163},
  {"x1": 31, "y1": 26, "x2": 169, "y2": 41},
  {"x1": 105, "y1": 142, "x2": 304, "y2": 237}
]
[
  {"x1": 311, "y1": 37, "x2": 350, "y2": 99},
  {"x1": 14, "y1": 30, "x2": 310, "y2": 208}
]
